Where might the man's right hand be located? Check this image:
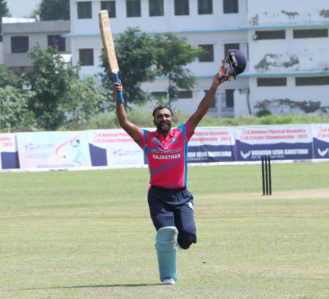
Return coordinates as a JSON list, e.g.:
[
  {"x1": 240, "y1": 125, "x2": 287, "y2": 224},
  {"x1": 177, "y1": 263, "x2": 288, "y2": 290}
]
[{"x1": 113, "y1": 81, "x2": 123, "y2": 101}]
